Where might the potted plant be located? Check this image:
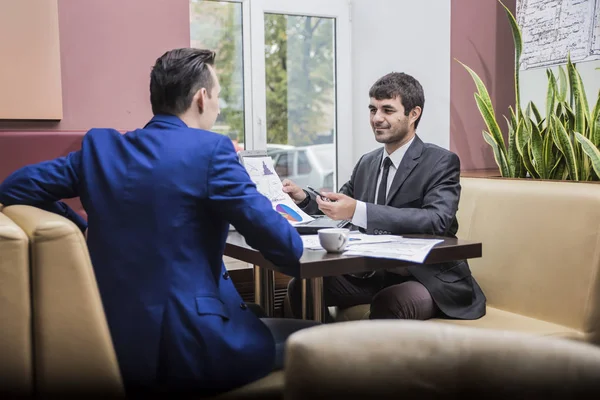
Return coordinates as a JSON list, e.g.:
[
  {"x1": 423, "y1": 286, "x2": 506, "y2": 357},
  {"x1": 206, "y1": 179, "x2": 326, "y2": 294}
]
[{"x1": 458, "y1": 1, "x2": 600, "y2": 181}]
